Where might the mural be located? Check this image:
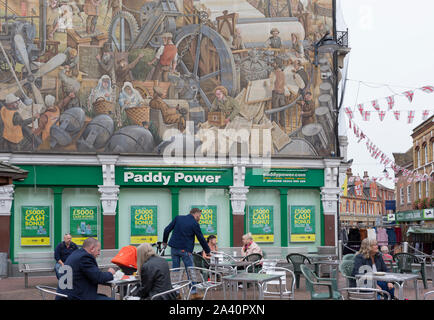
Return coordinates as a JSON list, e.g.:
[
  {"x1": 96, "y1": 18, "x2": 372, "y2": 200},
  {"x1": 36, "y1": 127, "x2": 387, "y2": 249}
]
[{"x1": 0, "y1": 0, "x2": 336, "y2": 157}]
